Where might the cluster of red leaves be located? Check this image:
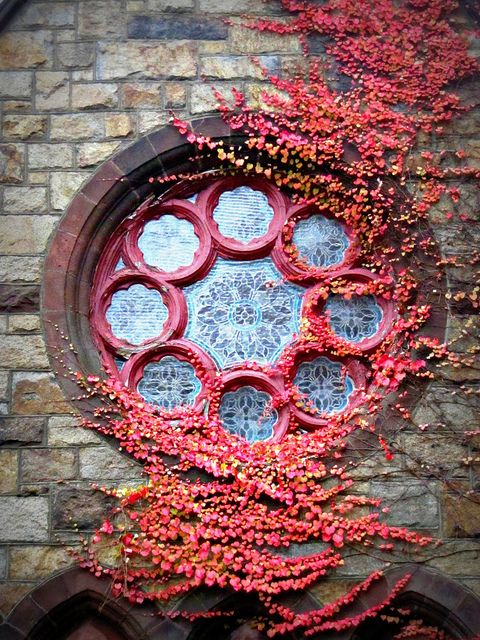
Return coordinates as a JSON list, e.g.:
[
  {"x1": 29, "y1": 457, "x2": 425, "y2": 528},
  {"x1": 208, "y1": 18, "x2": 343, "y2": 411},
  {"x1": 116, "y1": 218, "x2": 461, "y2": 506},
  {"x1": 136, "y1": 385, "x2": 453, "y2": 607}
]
[{"x1": 78, "y1": 0, "x2": 479, "y2": 636}]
